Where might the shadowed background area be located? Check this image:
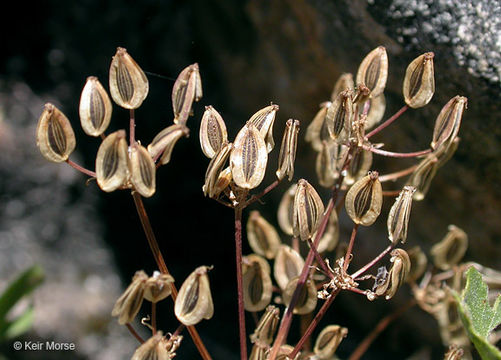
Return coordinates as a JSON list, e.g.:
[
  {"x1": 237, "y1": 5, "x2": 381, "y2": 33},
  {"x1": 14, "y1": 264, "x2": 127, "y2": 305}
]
[{"x1": 0, "y1": 0, "x2": 500, "y2": 359}]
